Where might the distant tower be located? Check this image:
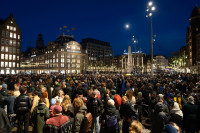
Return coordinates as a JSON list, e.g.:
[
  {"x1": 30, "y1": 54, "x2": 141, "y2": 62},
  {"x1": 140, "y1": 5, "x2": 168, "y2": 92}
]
[
  {"x1": 126, "y1": 45, "x2": 133, "y2": 73},
  {"x1": 36, "y1": 34, "x2": 45, "y2": 50}
]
